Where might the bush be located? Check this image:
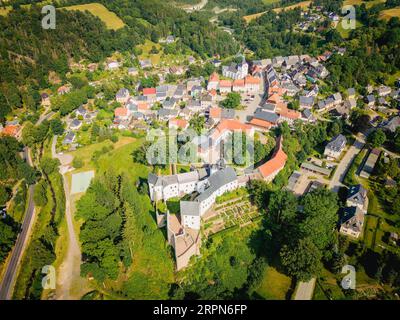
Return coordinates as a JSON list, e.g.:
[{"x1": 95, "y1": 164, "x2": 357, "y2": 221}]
[{"x1": 72, "y1": 157, "x2": 84, "y2": 169}]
